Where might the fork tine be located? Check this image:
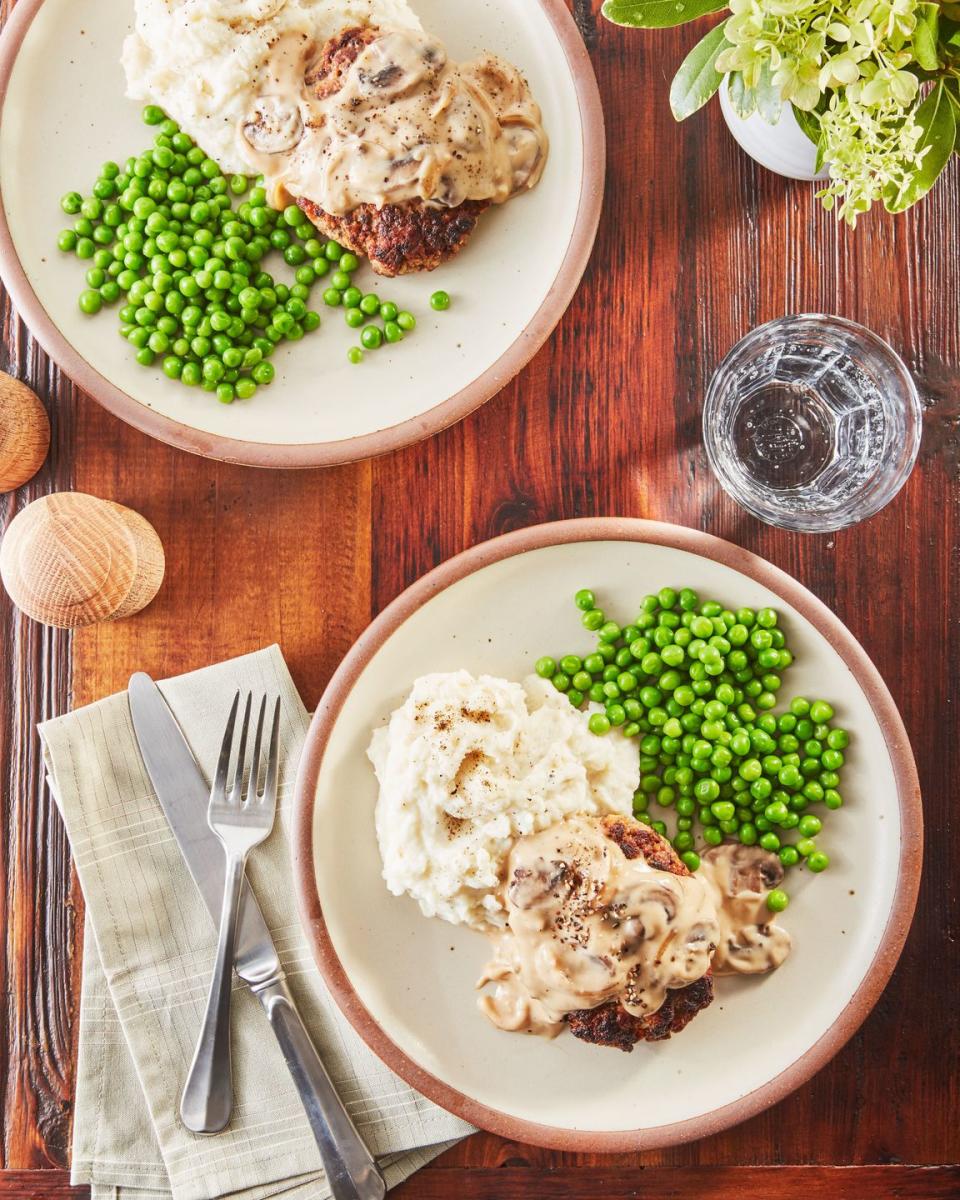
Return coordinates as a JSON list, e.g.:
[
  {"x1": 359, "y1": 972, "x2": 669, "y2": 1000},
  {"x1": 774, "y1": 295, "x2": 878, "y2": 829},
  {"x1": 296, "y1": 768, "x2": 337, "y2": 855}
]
[
  {"x1": 213, "y1": 692, "x2": 240, "y2": 801},
  {"x1": 247, "y1": 696, "x2": 267, "y2": 803},
  {"x1": 263, "y1": 697, "x2": 281, "y2": 809},
  {"x1": 229, "y1": 693, "x2": 253, "y2": 805}
]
